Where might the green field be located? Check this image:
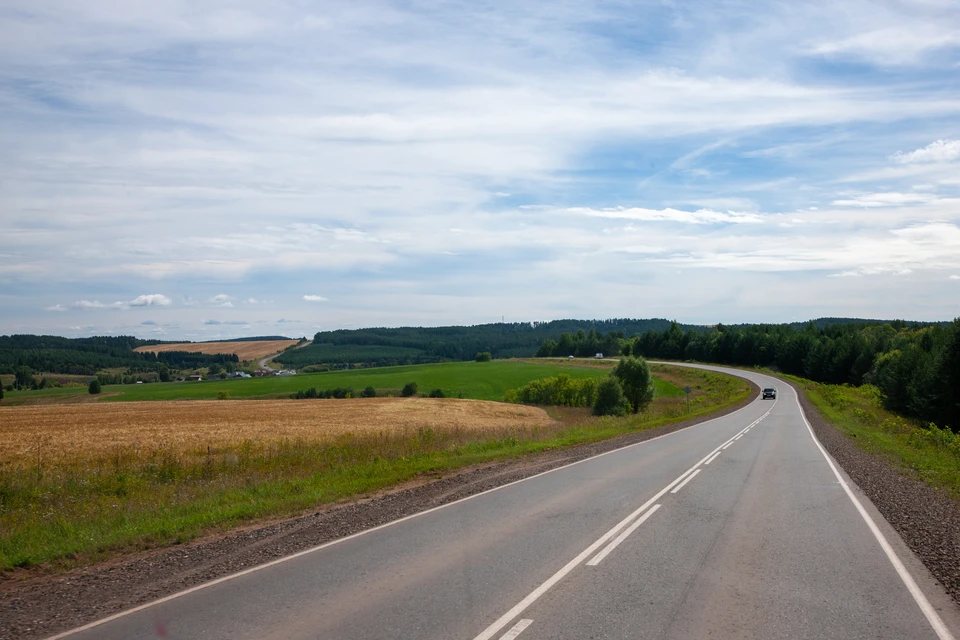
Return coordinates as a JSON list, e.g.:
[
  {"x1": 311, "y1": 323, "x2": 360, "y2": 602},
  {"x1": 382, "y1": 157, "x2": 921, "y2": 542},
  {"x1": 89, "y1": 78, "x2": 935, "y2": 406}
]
[{"x1": 2, "y1": 360, "x2": 684, "y2": 404}]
